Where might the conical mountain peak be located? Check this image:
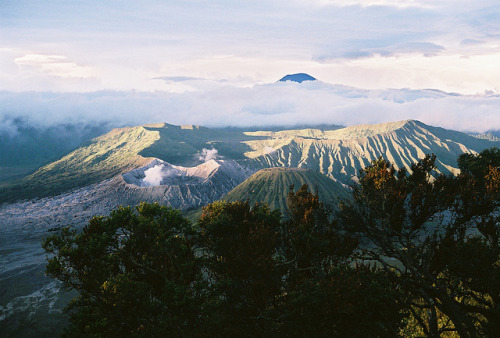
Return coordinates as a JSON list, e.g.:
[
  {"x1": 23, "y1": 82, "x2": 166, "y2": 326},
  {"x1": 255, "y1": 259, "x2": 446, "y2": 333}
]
[{"x1": 278, "y1": 73, "x2": 317, "y2": 83}]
